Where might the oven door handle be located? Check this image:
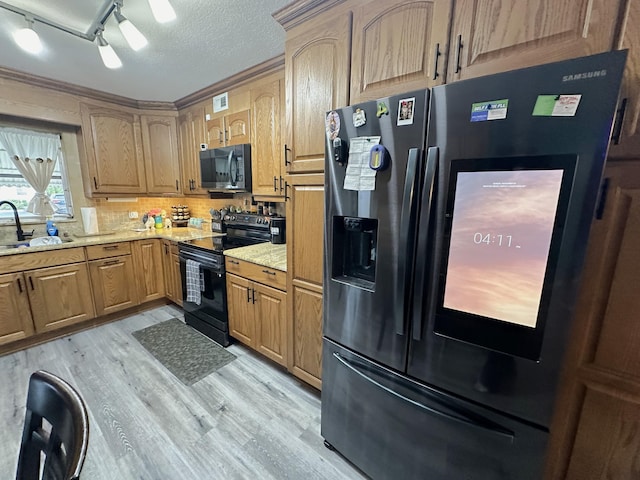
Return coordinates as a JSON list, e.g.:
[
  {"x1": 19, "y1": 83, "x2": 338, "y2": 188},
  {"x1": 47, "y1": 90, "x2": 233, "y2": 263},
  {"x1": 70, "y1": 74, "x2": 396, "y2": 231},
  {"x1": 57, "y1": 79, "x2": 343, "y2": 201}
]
[{"x1": 178, "y1": 252, "x2": 223, "y2": 271}]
